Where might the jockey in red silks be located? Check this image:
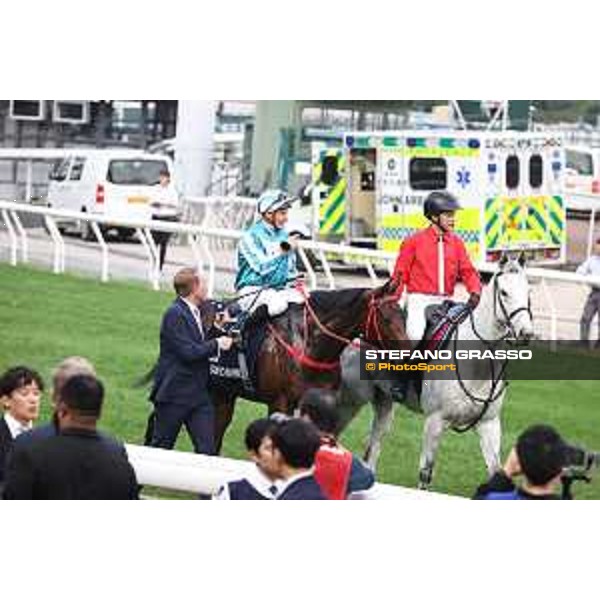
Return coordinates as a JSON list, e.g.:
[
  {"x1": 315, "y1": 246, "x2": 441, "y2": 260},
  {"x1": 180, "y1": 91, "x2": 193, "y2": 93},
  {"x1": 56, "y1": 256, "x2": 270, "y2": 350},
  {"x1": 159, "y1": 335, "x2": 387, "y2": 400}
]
[
  {"x1": 391, "y1": 191, "x2": 482, "y2": 342},
  {"x1": 389, "y1": 191, "x2": 482, "y2": 401}
]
